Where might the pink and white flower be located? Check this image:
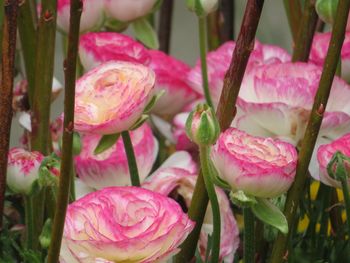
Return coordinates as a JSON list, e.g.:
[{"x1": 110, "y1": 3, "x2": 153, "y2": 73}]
[
  {"x1": 236, "y1": 62, "x2": 350, "y2": 145},
  {"x1": 74, "y1": 123, "x2": 158, "y2": 189},
  {"x1": 187, "y1": 40, "x2": 290, "y2": 106},
  {"x1": 211, "y1": 128, "x2": 298, "y2": 198},
  {"x1": 104, "y1": 0, "x2": 159, "y2": 22},
  {"x1": 148, "y1": 50, "x2": 200, "y2": 116},
  {"x1": 57, "y1": 0, "x2": 104, "y2": 33},
  {"x1": 143, "y1": 151, "x2": 239, "y2": 262},
  {"x1": 310, "y1": 32, "x2": 350, "y2": 81},
  {"x1": 79, "y1": 32, "x2": 151, "y2": 71},
  {"x1": 7, "y1": 148, "x2": 44, "y2": 195},
  {"x1": 315, "y1": 133, "x2": 350, "y2": 188},
  {"x1": 74, "y1": 61, "x2": 155, "y2": 134},
  {"x1": 60, "y1": 186, "x2": 195, "y2": 263}
]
